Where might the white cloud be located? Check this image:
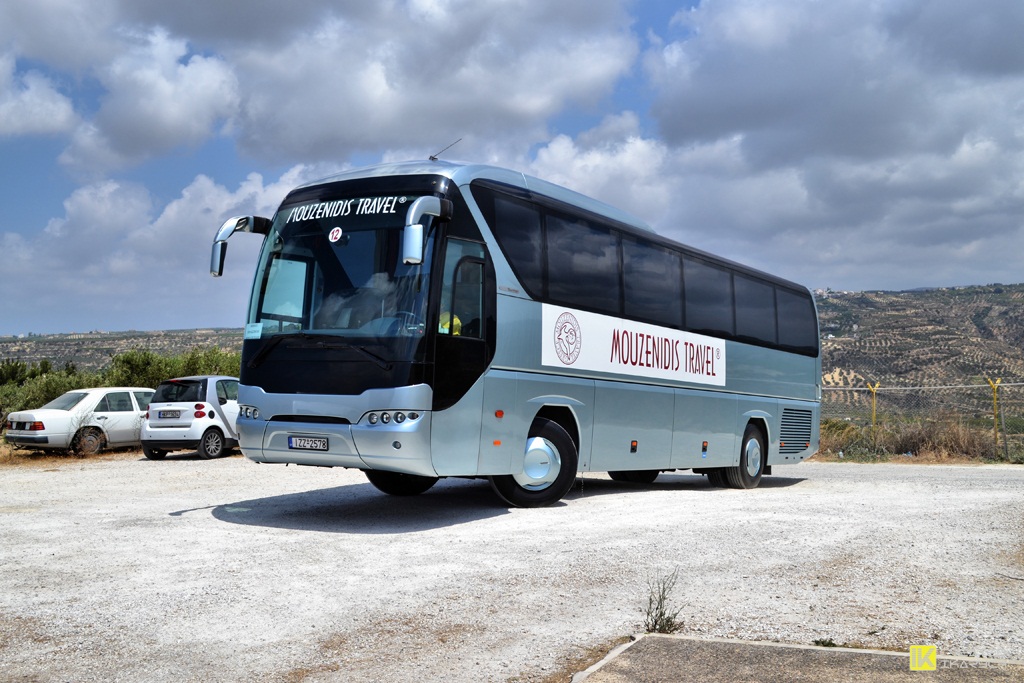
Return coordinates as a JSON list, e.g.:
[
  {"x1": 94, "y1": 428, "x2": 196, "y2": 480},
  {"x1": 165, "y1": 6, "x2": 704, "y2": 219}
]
[
  {"x1": 0, "y1": 168, "x2": 318, "y2": 333},
  {"x1": 0, "y1": 0, "x2": 120, "y2": 70},
  {"x1": 0, "y1": 54, "x2": 77, "y2": 135},
  {"x1": 233, "y1": 1, "x2": 636, "y2": 162},
  {"x1": 60, "y1": 28, "x2": 239, "y2": 173}
]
